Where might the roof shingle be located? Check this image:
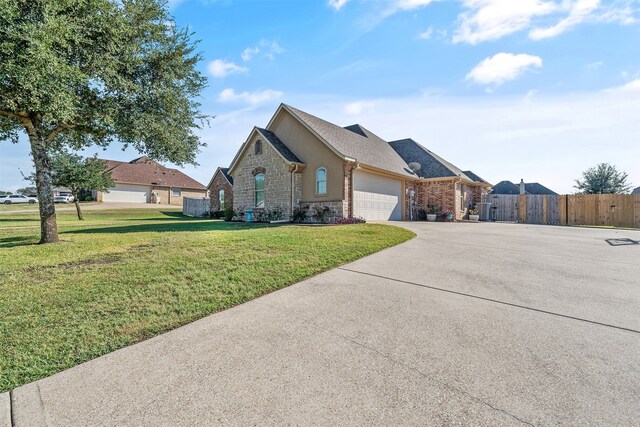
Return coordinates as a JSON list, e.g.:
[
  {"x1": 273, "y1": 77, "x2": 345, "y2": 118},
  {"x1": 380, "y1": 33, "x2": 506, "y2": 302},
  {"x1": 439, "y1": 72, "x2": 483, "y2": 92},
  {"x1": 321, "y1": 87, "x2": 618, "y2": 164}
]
[
  {"x1": 101, "y1": 157, "x2": 206, "y2": 190},
  {"x1": 282, "y1": 105, "x2": 415, "y2": 178}
]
